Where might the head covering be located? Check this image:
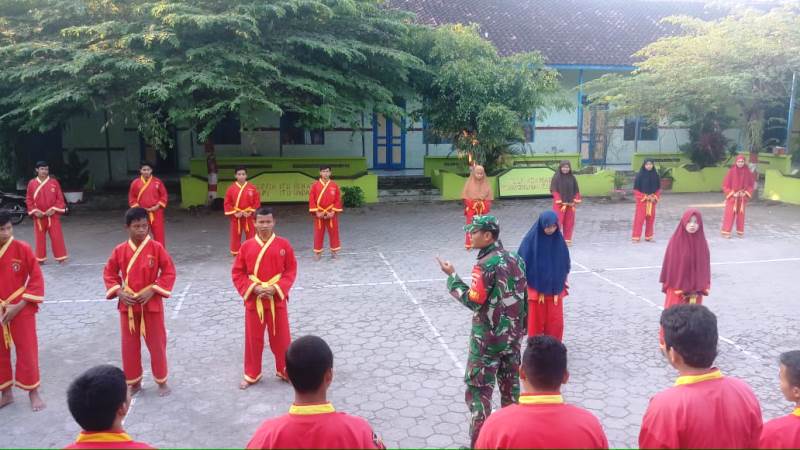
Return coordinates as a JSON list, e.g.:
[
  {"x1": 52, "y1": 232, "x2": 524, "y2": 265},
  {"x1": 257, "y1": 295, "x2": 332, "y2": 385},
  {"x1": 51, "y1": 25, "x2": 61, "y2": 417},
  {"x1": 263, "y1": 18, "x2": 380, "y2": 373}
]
[
  {"x1": 723, "y1": 155, "x2": 755, "y2": 192},
  {"x1": 464, "y1": 214, "x2": 500, "y2": 234},
  {"x1": 461, "y1": 165, "x2": 494, "y2": 201},
  {"x1": 634, "y1": 159, "x2": 661, "y2": 195},
  {"x1": 659, "y1": 209, "x2": 711, "y2": 294},
  {"x1": 518, "y1": 211, "x2": 571, "y2": 295},
  {"x1": 550, "y1": 161, "x2": 579, "y2": 203}
]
